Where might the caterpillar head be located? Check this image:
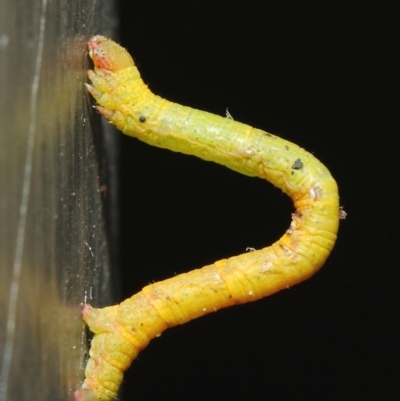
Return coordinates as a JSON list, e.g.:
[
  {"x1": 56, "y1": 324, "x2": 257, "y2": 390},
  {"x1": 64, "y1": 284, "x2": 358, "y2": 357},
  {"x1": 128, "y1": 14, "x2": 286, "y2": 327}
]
[{"x1": 88, "y1": 35, "x2": 134, "y2": 73}]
